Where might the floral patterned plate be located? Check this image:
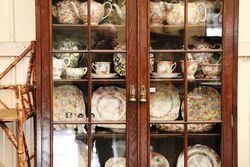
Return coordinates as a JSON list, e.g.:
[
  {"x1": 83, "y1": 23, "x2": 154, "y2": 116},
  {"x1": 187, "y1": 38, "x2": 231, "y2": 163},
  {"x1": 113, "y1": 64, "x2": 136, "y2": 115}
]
[
  {"x1": 53, "y1": 85, "x2": 86, "y2": 130},
  {"x1": 150, "y1": 152, "x2": 170, "y2": 167},
  {"x1": 181, "y1": 86, "x2": 221, "y2": 121},
  {"x1": 92, "y1": 86, "x2": 126, "y2": 130},
  {"x1": 113, "y1": 43, "x2": 154, "y2": 76},
  {"x1": 105, "y1": 157, "x2": 126, "y2": 167},
  {"x1": 150, "y1": 83, "x2": 180, "y2": 121},
  {"x1": 104, "y1": 152, "x2": 169, "y2": 167},
  {"x1": 177, "y1": 144, "x2": 221, "y2": 167}
]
